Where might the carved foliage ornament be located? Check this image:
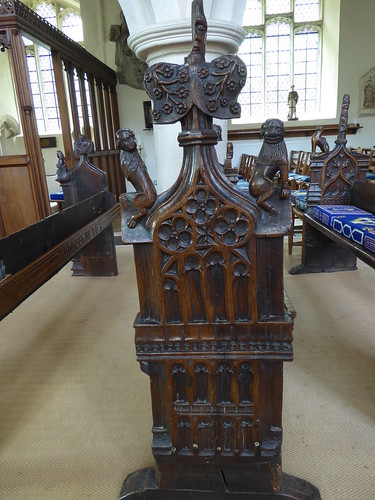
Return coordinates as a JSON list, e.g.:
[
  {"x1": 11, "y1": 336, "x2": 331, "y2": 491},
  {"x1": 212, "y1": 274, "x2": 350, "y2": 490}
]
[{"x1": 144, "y1": 55, "x2": 247, "y2": 124}]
